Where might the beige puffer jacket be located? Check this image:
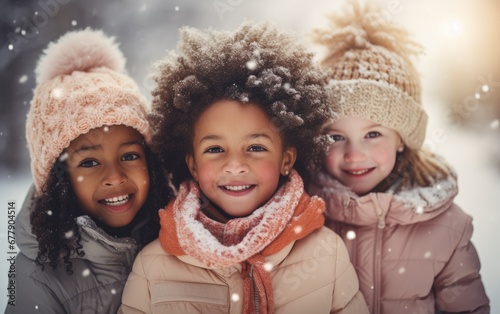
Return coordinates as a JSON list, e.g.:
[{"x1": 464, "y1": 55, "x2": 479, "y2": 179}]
[
  {"x1": 119, "y1": 227, "x2": 368, "y2": 313},
  {"x1": 308, "y1": 169, "x2": 490, "y2": 314}
]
